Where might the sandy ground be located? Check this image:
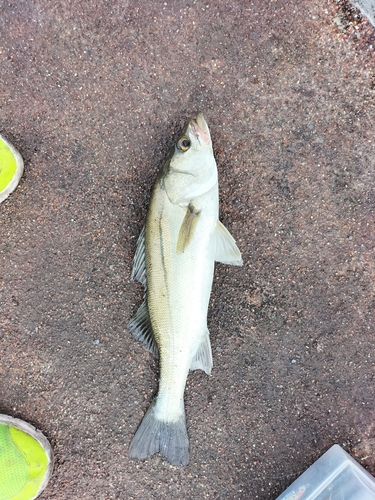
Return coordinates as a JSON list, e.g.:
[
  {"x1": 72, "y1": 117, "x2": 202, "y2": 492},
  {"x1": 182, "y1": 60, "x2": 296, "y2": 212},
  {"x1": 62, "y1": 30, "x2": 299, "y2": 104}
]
[{"x1": 1, "y1": 1, "x2": 375, "y2": 498}]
